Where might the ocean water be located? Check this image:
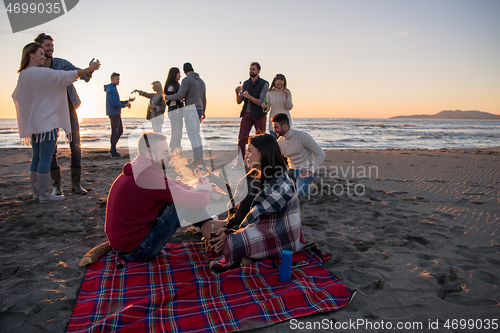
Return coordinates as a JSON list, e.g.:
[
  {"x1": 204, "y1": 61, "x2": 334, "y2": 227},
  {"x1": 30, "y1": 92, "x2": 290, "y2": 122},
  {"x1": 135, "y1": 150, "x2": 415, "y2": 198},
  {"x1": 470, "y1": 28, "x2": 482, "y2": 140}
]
[{"x1": 1, "y1": 118, "x2": 499, "y2": 151}]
